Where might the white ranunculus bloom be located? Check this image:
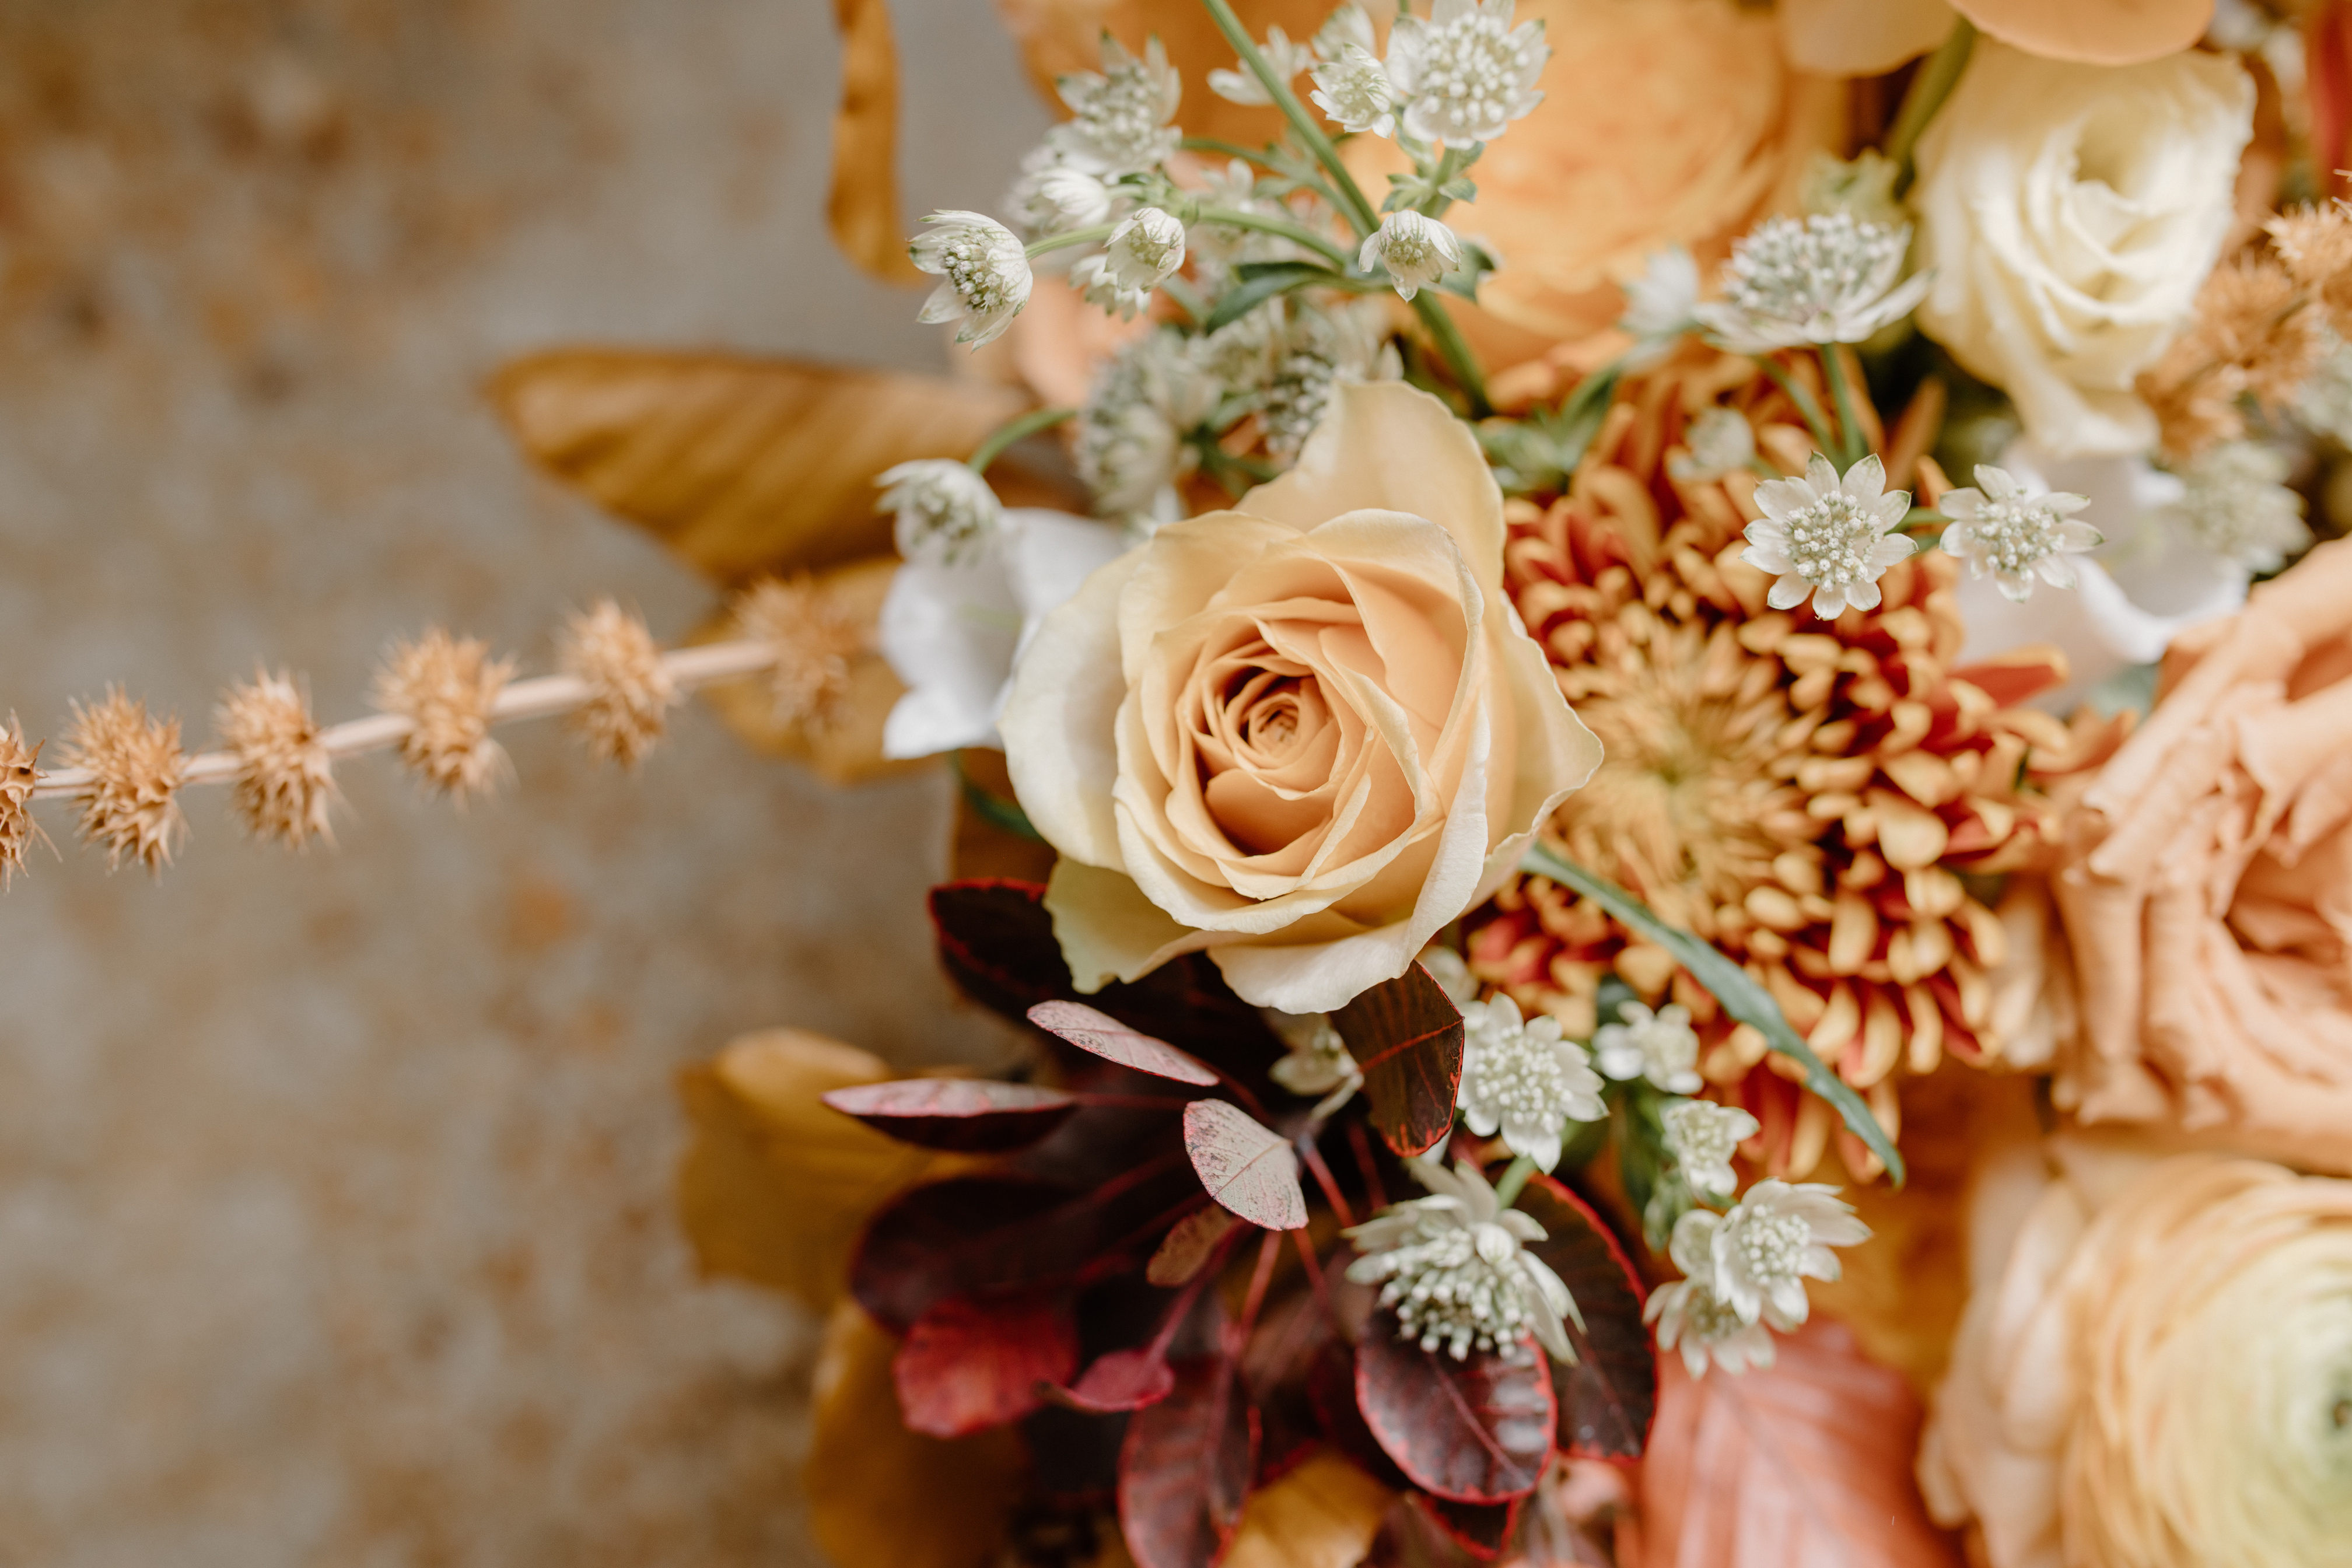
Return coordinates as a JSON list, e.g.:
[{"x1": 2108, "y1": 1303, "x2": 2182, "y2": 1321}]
[
  {"x1": 877, "y1": 509, "x2": 1129, "y2": 758},
  {"x1": 1911, "y1": 43, "x2": 2253, "y2": 457}
]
